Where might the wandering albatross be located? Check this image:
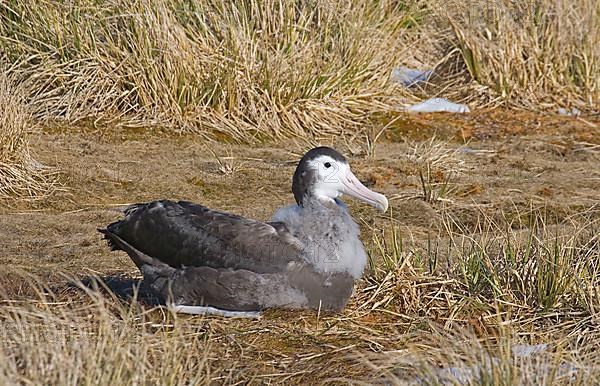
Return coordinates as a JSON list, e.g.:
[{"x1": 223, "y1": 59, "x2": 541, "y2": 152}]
[{"x1": 99, "y1": 147, "x2": 388, "y2": 316}]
